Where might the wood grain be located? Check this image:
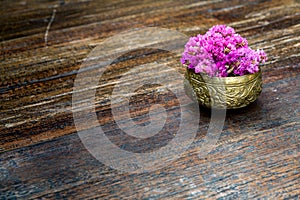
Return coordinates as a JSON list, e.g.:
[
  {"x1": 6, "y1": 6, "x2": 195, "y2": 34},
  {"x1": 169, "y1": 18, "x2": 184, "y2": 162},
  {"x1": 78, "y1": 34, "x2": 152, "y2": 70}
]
[{"x1": 1, "y1": 0, "x2": 299, "y2": 199}]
